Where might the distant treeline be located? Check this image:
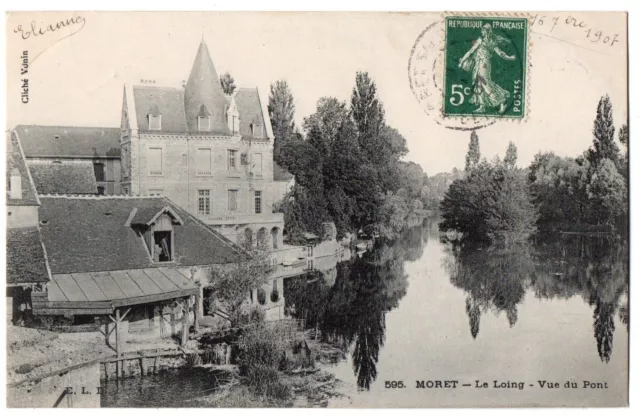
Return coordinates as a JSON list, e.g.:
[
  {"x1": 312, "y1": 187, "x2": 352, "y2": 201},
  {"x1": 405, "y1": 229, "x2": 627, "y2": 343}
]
[{"x1": 439, "y1": 95, "x2": 628, "y2": 245}]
